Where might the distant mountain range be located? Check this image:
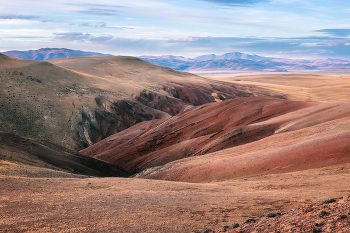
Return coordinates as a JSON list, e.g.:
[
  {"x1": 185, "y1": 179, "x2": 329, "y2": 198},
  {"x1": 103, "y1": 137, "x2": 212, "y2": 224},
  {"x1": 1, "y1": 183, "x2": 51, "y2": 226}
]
[
  {"x1": 2, "y1": 48, "x2": 112, "y2": 60},
  {"x1": 140, "y1": 52, "x2": 350, "y2": 72},
  {"x1": 3, "y1": 48, "x2": 350, "y2": 72}
]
